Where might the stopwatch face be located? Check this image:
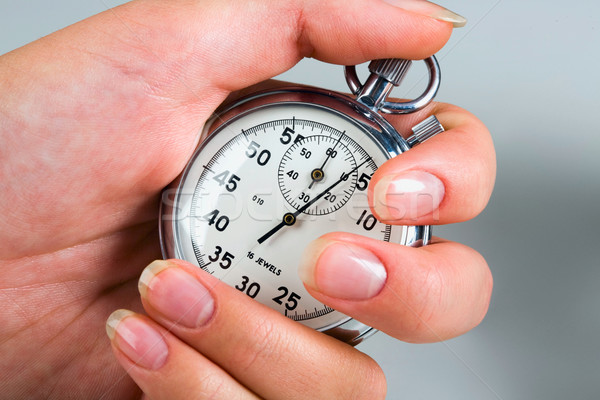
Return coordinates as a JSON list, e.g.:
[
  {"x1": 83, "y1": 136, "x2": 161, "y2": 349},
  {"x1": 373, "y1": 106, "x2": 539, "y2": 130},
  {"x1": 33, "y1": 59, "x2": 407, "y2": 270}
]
[{"x1": 160, "y1": 89, "x2": 419, "y2": 338}]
